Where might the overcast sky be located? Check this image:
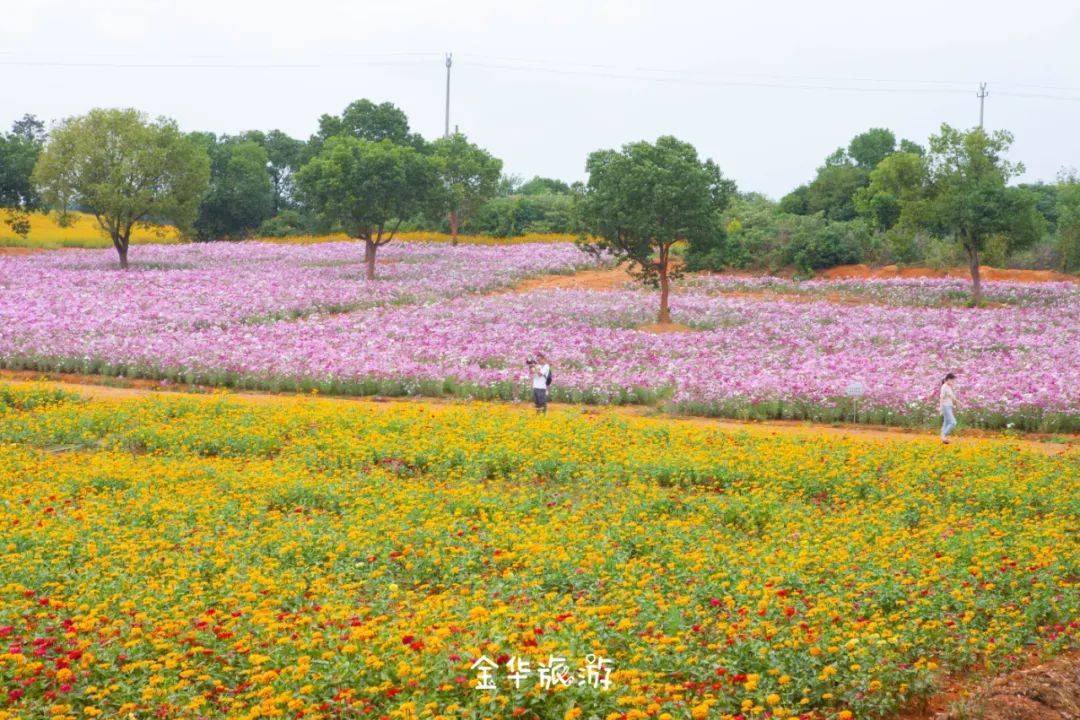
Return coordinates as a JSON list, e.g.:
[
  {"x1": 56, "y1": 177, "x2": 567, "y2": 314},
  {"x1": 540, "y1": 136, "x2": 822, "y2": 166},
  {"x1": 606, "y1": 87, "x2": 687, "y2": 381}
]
[{"x1": 4, "y1": 0, "x2": 1080, "y2": 197}]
